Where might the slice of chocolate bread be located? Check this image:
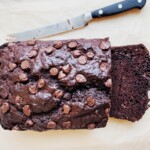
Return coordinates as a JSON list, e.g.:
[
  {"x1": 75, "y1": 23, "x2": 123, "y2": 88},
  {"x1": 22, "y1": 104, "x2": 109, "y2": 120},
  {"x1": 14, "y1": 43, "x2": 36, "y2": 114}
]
[{"x1": 110, "y1": 44, "x2": 150, "y2": 122}]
